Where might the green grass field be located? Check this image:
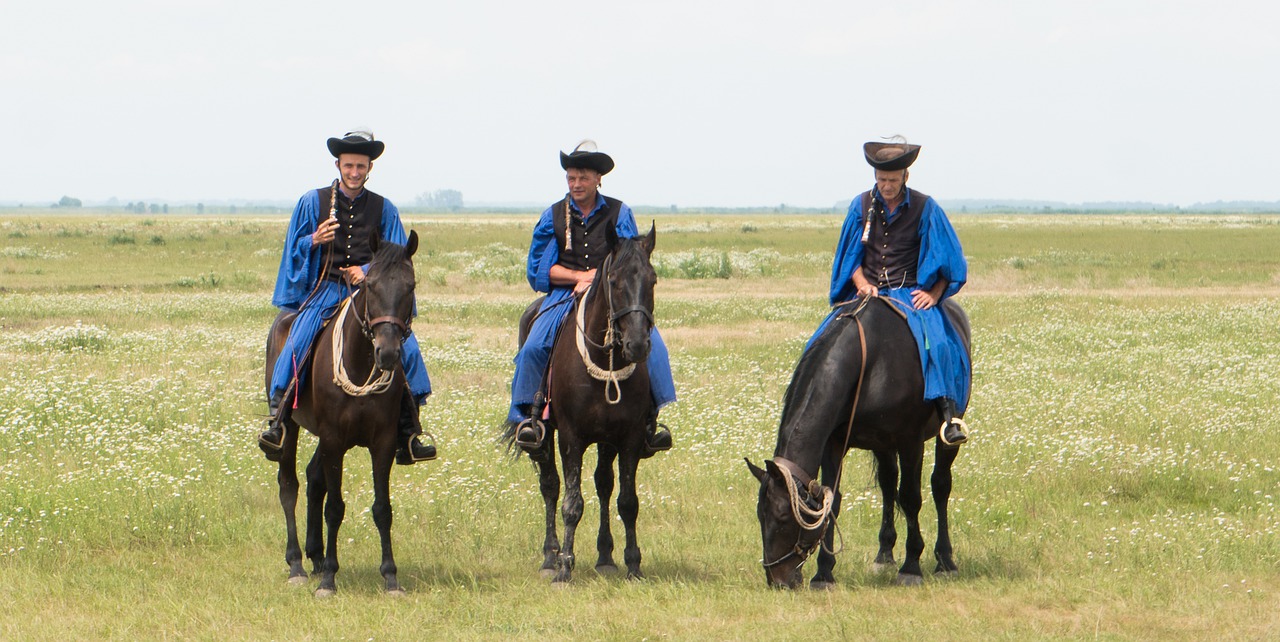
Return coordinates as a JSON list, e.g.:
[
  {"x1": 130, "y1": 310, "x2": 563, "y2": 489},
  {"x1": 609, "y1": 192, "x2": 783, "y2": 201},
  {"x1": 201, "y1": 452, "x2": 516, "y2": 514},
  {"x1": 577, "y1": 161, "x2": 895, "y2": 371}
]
[{"x1": 2, "y1": 212, "x2": 1279, "y2": 640}]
